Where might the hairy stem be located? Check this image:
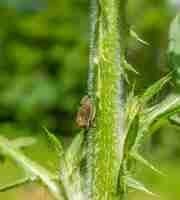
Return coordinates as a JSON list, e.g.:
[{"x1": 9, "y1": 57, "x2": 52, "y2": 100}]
[{"x1": 87, "y1": 0, "x2": 128, "y2": 199}]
